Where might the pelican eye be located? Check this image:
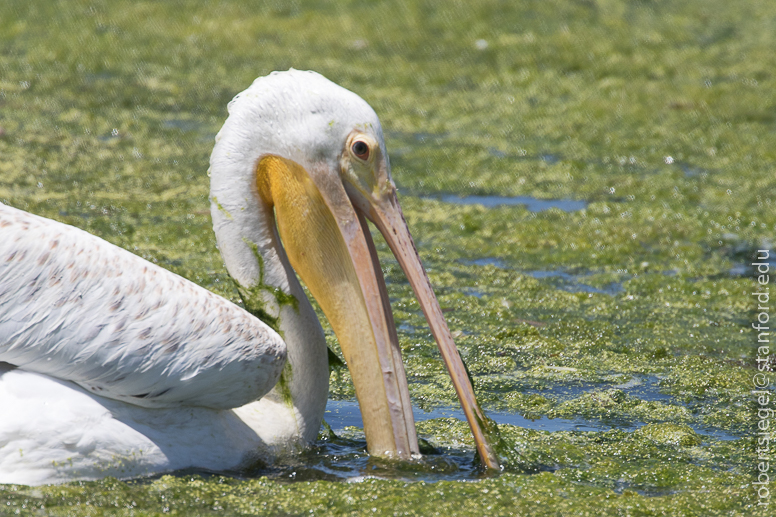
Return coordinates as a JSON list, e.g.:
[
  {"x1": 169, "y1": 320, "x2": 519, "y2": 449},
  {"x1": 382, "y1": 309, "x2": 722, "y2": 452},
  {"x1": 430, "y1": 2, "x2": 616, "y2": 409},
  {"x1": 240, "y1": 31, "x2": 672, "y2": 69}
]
[{"x1": 351, "y1": 140, "x2": 370, "y2": 160}]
